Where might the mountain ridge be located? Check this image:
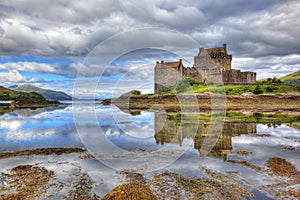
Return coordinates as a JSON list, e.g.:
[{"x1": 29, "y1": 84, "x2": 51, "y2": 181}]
[
  {"x1": 0, "y1": 86, "x2": 44, "y2": 100},
  {"x1": 13, "y1": 84, "x2": 72, "y2": 100}
]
